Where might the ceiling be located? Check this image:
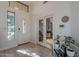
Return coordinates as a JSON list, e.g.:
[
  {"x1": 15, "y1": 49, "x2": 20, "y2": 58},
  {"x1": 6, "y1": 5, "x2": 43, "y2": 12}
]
[
  {"x1": 20, "y1": 1, "x2": 47, "y2": 6},
  {"x1": 20, "y1": 1, "x2": 31, "y2": 5}
]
